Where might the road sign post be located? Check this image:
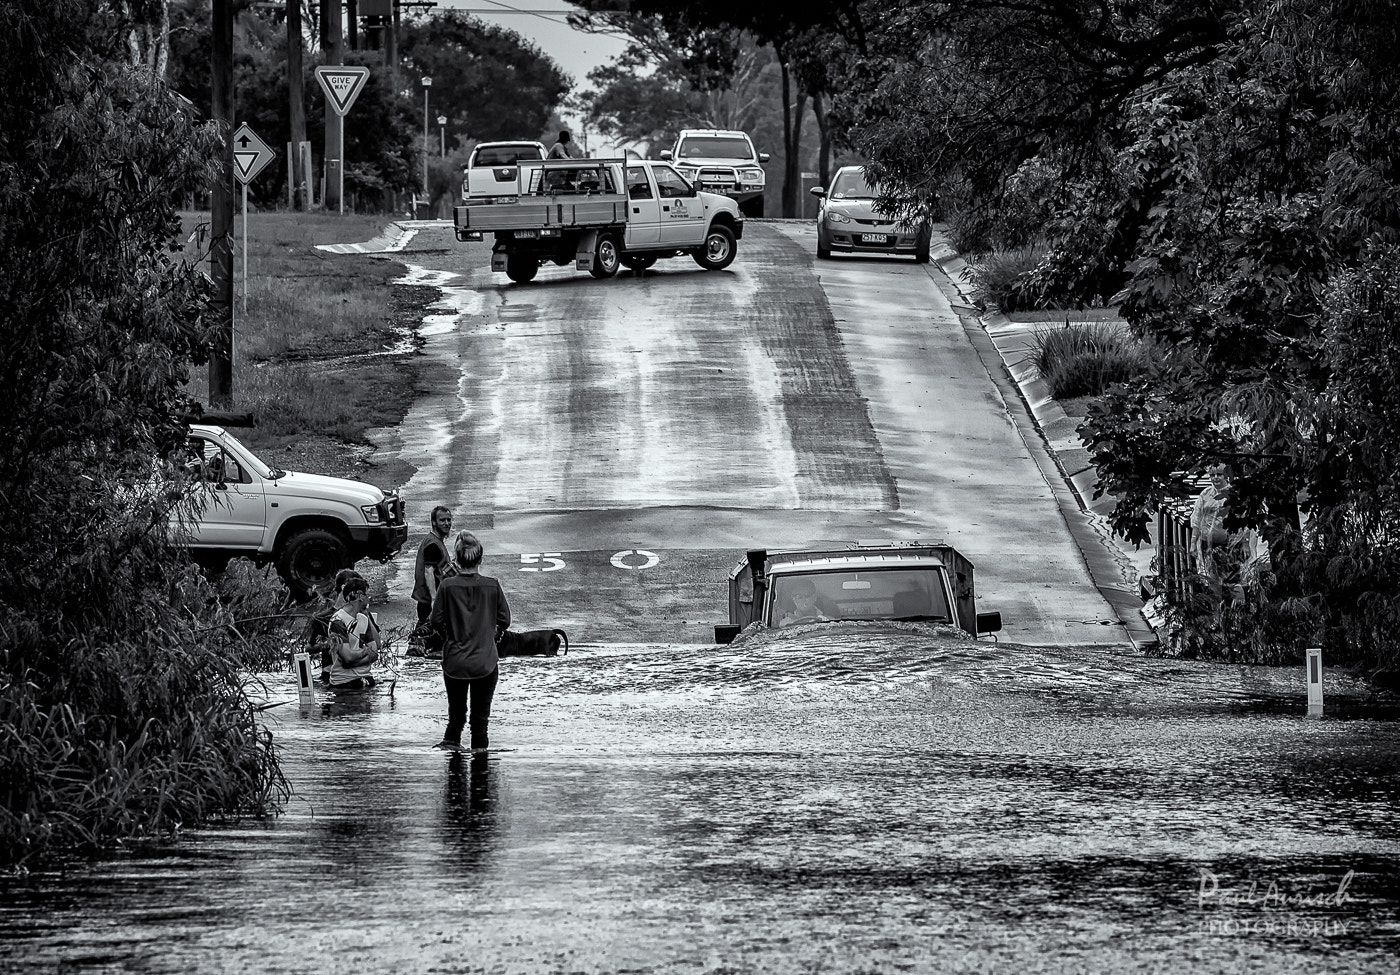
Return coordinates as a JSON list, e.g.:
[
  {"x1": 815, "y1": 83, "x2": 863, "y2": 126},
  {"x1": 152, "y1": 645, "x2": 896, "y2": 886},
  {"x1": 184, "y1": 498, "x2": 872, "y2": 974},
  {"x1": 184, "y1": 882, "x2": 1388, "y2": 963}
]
[
  {"x1": 314, "y1": 66, "x2": 371, "y2": 215},
  {"x1": 231, "y1": 122, "x2": 275, "y2": 313}
]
